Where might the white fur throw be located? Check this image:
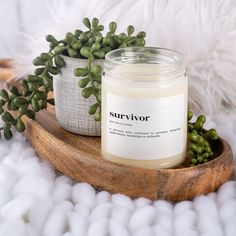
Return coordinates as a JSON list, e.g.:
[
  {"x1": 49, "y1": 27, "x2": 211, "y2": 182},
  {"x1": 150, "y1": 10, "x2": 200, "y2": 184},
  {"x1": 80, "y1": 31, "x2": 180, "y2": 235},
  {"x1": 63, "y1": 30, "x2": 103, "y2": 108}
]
[{"x1": 15, "y1": 0, "x2": 236, "y2": 116}]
